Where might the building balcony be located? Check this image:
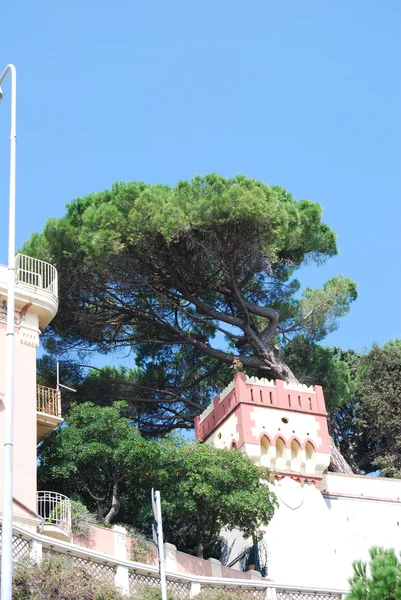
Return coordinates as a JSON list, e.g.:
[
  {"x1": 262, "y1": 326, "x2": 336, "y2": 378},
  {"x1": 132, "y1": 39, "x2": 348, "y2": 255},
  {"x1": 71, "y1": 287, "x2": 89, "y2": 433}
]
[
  {"x1": 0, "y1": 253, "x2": 58, "y2": 329},
  {"x1": 37, "y1": 384, "x2": 63, "y2": 443},
  {"x1": 37, "y1": 491, "x2": 72, "y2": 542}
]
